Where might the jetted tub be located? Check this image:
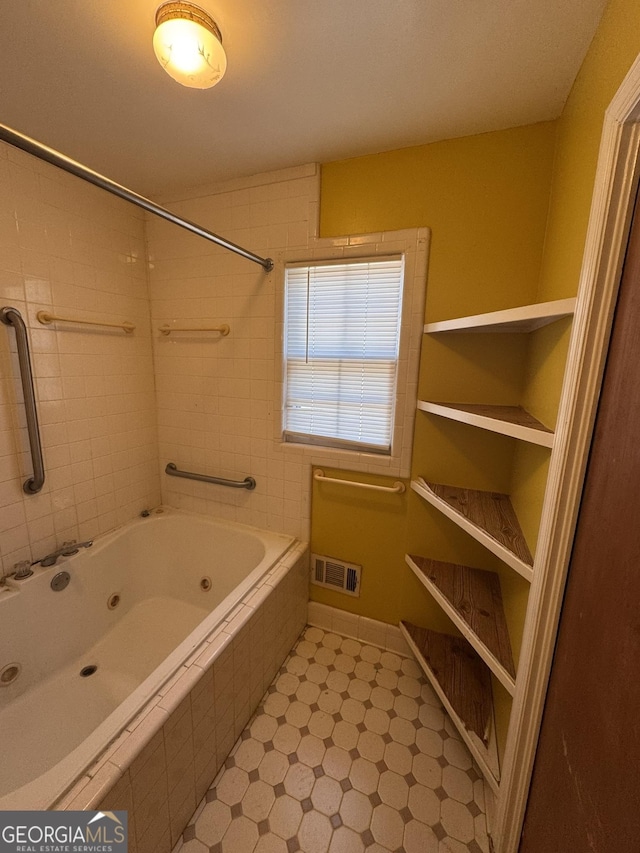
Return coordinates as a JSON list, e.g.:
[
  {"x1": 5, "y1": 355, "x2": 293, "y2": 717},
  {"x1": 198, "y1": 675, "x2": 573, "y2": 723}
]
[{"x1": 0, "y1": 507, "x2": 307, "y2": 823}]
